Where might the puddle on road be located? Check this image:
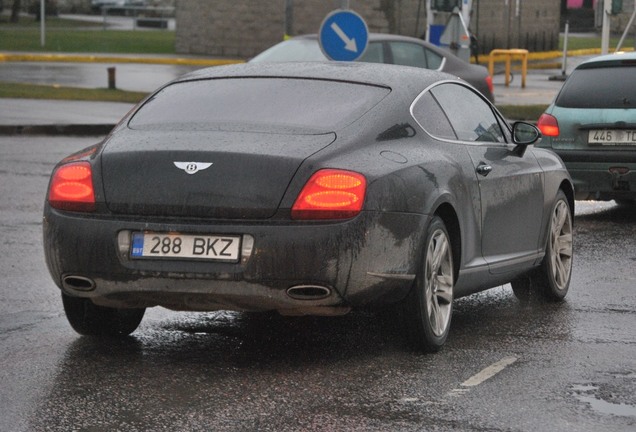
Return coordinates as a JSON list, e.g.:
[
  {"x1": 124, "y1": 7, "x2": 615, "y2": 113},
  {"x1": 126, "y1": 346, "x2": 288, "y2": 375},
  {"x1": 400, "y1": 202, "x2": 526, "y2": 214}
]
[{"x1": 571, "y1": 384, "x2": 636, "y2": 417}]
